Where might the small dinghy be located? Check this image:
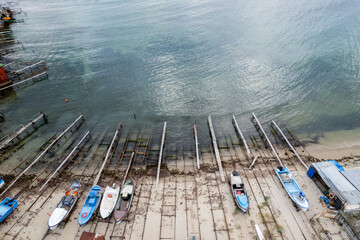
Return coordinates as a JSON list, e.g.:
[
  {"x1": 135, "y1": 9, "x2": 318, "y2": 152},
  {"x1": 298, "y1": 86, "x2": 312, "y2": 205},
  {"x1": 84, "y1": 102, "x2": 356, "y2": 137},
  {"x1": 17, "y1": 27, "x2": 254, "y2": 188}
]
[
  {"x1": 230, "y1": 170, "x2": 249, "y2": 213},
  {"x1": 48, "y1": 180, "x2": 81, "y2": 230},
  {"x1": 275, "y1": 165, "x2": 309, "y2": 211},
  {"x1": 78, "y1": 185, "x2": 101, "y2": 225},
  {"x1": 0, "y1": 197, "x2": 18, "y2": 223},
  {"x1": 99, "y1": 183, "x2": 120, "y2": 219},
  {"x1": 114, "y1": 178, "x2": 134, "y2": 224}
]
